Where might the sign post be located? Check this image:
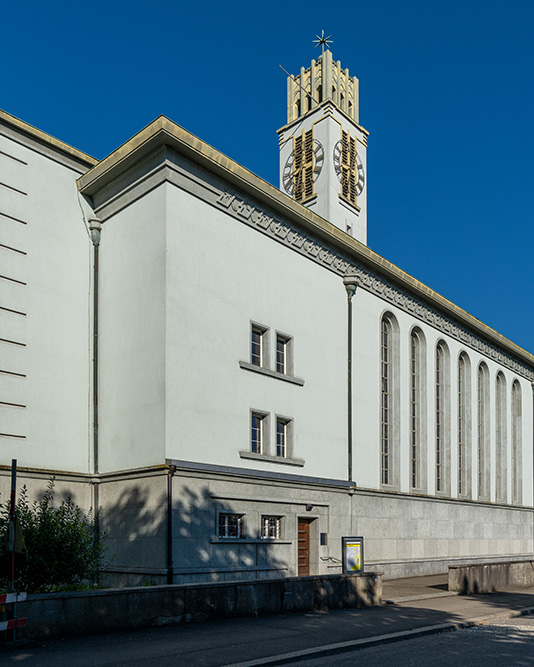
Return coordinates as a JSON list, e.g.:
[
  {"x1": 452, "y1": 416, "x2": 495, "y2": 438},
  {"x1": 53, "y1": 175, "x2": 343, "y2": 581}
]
[{"x1": 2, "y1": 459, "x2": 28, "y2": 645}]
